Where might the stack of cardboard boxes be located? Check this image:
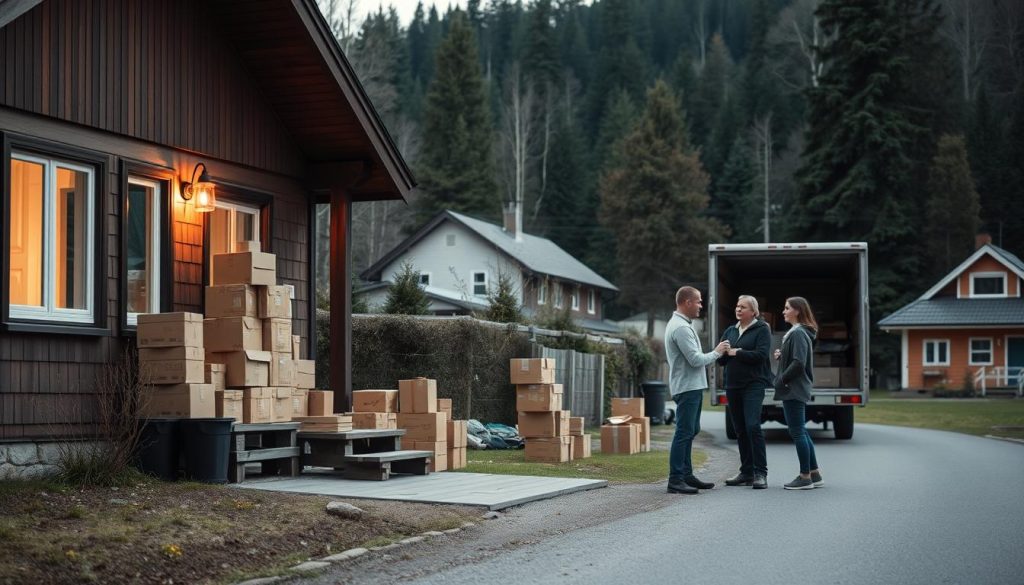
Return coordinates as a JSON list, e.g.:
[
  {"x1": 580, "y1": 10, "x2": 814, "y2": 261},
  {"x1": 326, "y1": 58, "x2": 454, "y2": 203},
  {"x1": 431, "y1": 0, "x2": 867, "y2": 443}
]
[
  {"x1": 395, "y1": 379, "x2": 448, "y2": 471},
  {"x1": 350, "y1": 389, "x2": 400, "y2": 429},
  {"x1": 297, "y1": 390, "x2": 353, "y2": 431},
  {"x1": 610, "y1": 397, "x2": 651, "y2": 452},
  {"x1": 599, "y1": 397, "x2": 649, "y2": 455},
  {"x1": 138, "y1": 312, "x2": 215, "y2": 417},
  {"x1": 512, "y1": 358, "x2": 575, "y2": 463}
]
